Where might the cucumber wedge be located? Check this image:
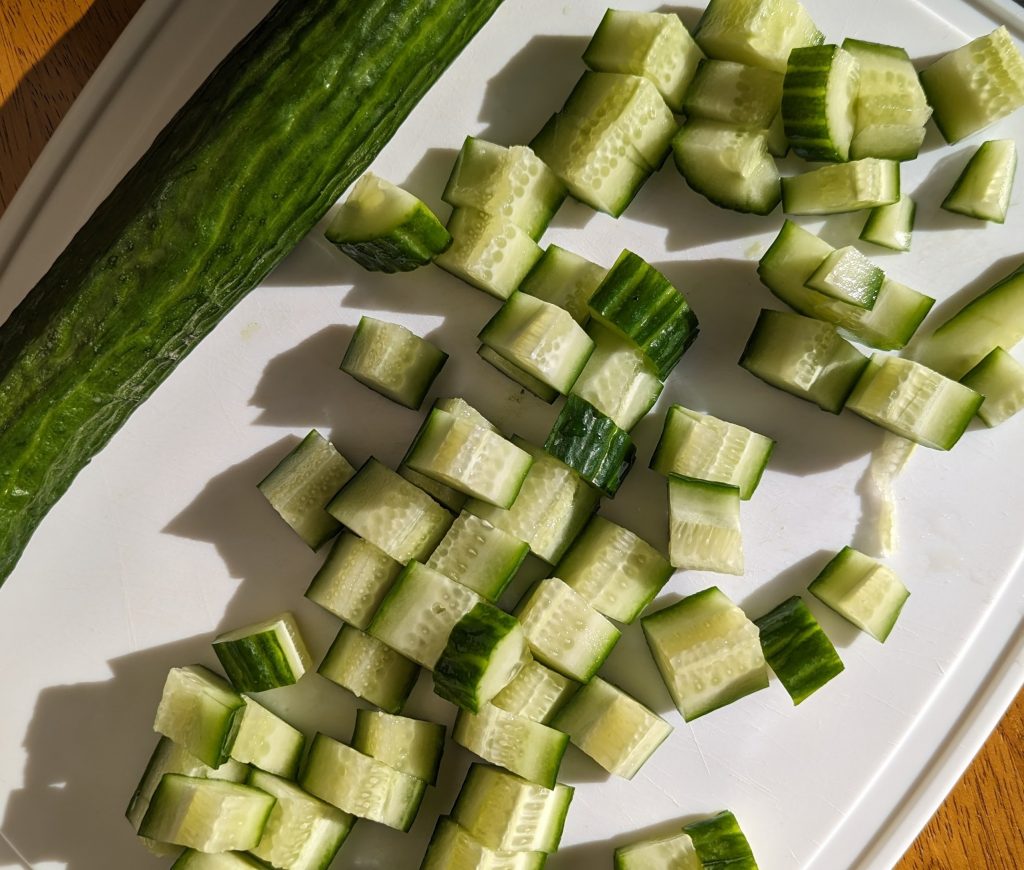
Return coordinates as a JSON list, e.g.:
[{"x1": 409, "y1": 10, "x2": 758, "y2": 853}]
[
  {"x1": 352, "y1": 709, "x2": 446, "y2": 785},
  {"x1": 694, "y1": 0, "x2": 824, "y2": 73},
  {"x1": 491, "y1": 660, "x2": 580, "y2": 725},
  {"x1": 153, "y1": 665, "x2": 244, "y2": 769},
  {"x1": 860, "y1": 194, "x2": 916, "y2": 252},
  {"x1": 960, "y1": 347, "x2": 1024, "y2": 427},
  {"x1": 519, "y1": 245, "x2": 608, "y2": 325},
  {"x1": 421, "y1": 818, "x2": 547, "y2": 870},
  {"x1": 805, "y1": 246, "x2": 884, "y2": 311},
  {"x1": 213, "y1": 612, "x2": 311, "y2": 693},
  {"x1": 942, "y1": 140, "x2": 1017, "y2": 224},
  {"x1": 544, "y1": 394, "x2": 636, "y2": 497},
  {"x1": 230, "y1": 697, "x2": 305, "y2": 780},
  {"x1": 782, "y1": 44, "x2": 860, "y2": 162},
  {"x1": 668, "y1": 475, "x2": 743, "y2": 575},
  {"x1": 318, "y1": 625, "x2": 419, "y2": 715},
  {"x1": 782, "y1": 159, "x2": 900, "y2": 215},
  {"x1": 305, "y1": 531, "x2": 402, "y2": 630}
]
